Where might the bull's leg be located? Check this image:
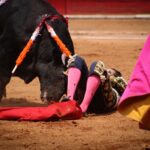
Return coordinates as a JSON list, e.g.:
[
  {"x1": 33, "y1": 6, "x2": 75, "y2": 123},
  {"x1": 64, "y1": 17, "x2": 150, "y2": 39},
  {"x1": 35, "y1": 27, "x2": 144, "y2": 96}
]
[
  {"x1": 0, "y1": 86, "x2": 6, "y2": 100},
  {"x1": 0, "y1": 76, "x2": 10, "y2": 101}
]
